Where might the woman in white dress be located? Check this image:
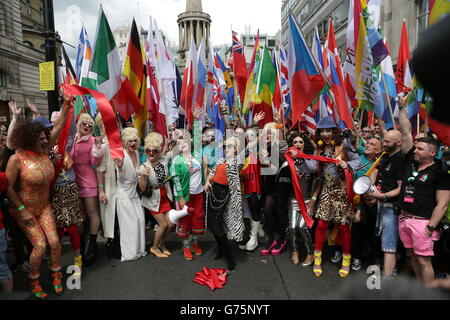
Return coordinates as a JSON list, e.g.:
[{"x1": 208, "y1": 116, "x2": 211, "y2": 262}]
[{"x1": 115, "y1": 128, "x2": 146, "y2": 262}]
